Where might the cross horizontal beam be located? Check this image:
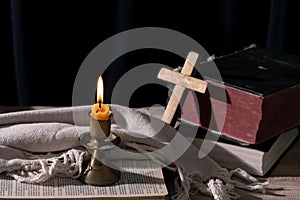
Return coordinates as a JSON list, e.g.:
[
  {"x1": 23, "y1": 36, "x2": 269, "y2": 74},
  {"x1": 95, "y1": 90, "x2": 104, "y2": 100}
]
[{"x1": 158, "y1": 68, "x2": 207, "y2": 93}]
